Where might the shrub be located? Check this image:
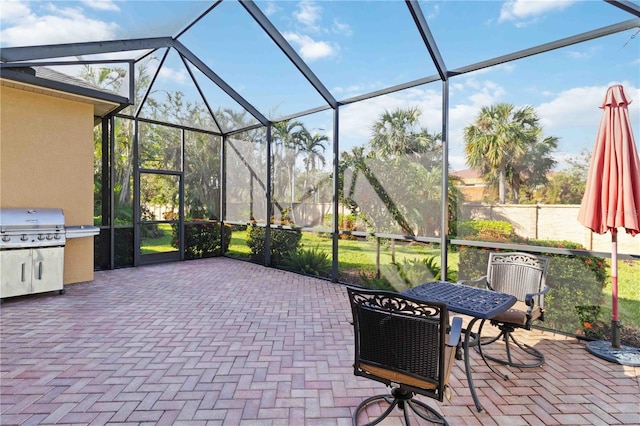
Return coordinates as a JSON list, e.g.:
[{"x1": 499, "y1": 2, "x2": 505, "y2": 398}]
[
  {"x1": 396, "y1": 256, "x2": 457, "y2": 287},
  {"x1": 140, "y1": 206, "x2": 163, "y2": 238},
  {"x1": 323, "y1": 213, "x2": 358, "y2": 239},
  {"x1": 114, "y1": 227, "x2": 134, "y2": 268},
  {"x1": 246, "y1": 224, "x2": 302, "y2": 263},
  {"x1": 171, "y1": 221, "x2": 232, "y2": 259},
  {"x1": 457, "y1": 220, "x2": 515, "y2": 239},
  {"x1": 279, "y1": 246, "x2": 332, "y2": 278},
  {"x1": 359, "y1": 272, "x2": 396, "y2": 291},
  {"x1": 575, "y1": 305, "x2": 607, "y2": 339}
]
